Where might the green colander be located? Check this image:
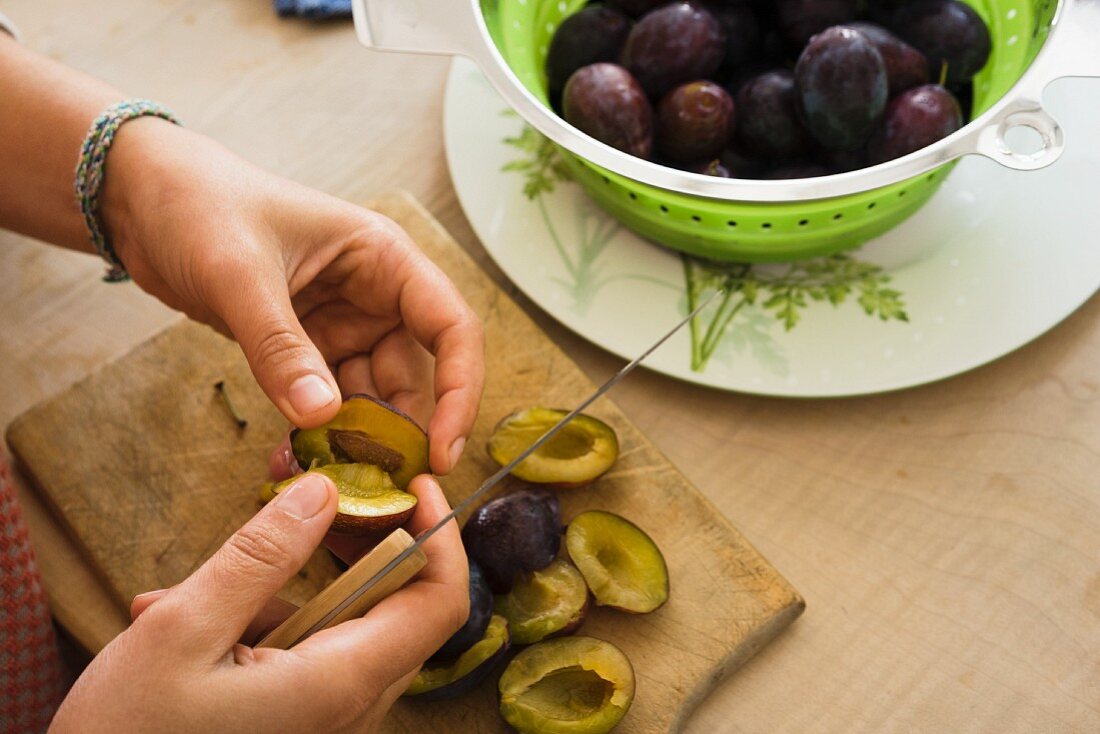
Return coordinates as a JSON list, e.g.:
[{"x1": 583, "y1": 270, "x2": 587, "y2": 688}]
[{"x1": 352, "y1": 0, "x2": 1100, "y2": 261}]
